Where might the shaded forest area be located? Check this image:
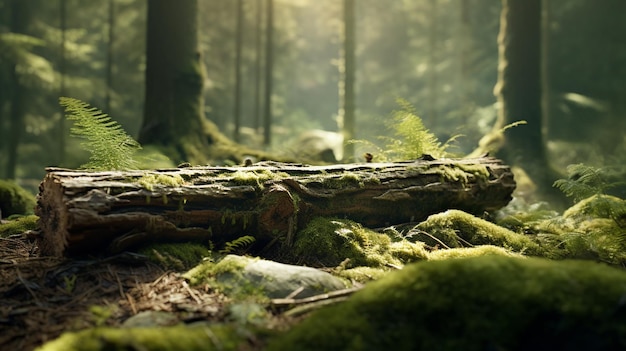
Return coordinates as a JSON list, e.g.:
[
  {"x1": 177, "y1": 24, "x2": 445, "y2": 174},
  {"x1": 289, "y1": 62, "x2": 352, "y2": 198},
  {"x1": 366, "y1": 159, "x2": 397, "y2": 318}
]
[{"x1": 1, "y1": 0, "x2": 625, "y2": 190}]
